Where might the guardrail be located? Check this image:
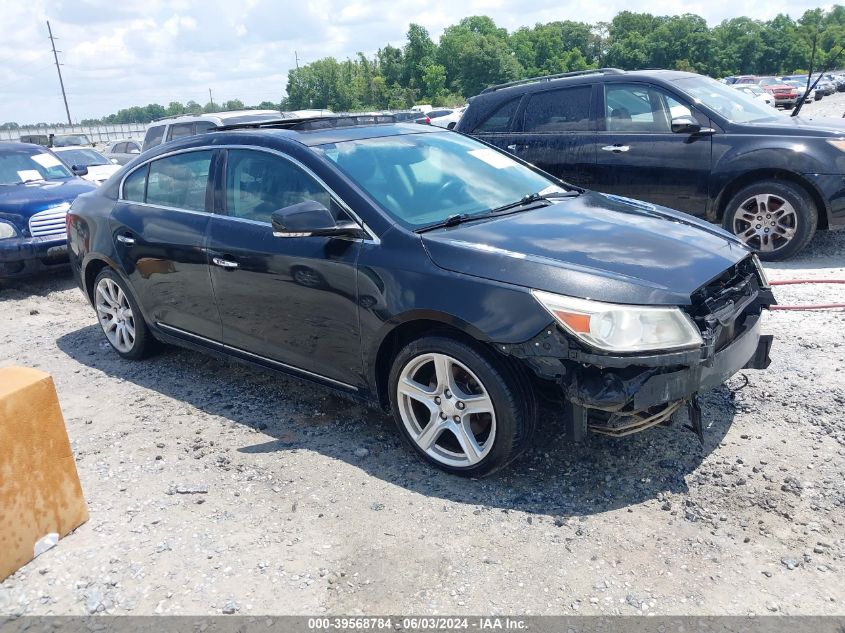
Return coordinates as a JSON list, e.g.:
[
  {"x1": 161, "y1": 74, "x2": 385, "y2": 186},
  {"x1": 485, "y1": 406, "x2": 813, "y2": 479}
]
[{"x1": 0, "y1": 123, "x2": 146, "y2": 144}]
